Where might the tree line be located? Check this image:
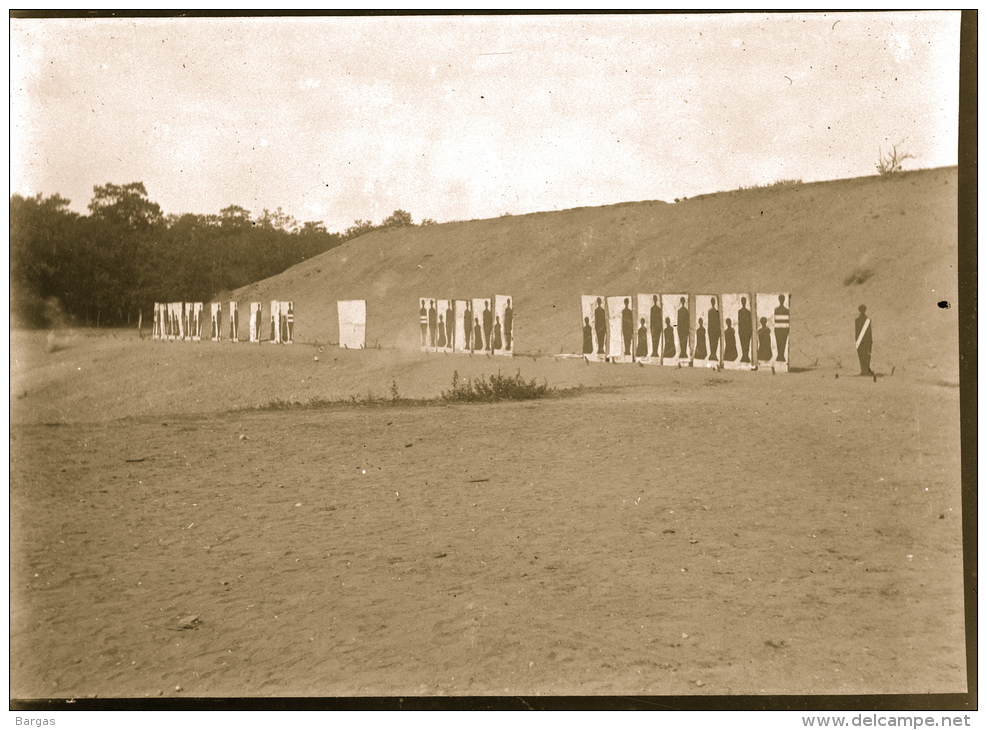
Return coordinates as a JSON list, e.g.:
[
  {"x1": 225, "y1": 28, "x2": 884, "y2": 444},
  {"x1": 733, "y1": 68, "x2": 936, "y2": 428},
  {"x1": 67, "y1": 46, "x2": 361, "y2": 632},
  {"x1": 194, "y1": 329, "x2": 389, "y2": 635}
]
[{"x1": 10, "y1": 182, "x2": 425, "y2": 328}]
